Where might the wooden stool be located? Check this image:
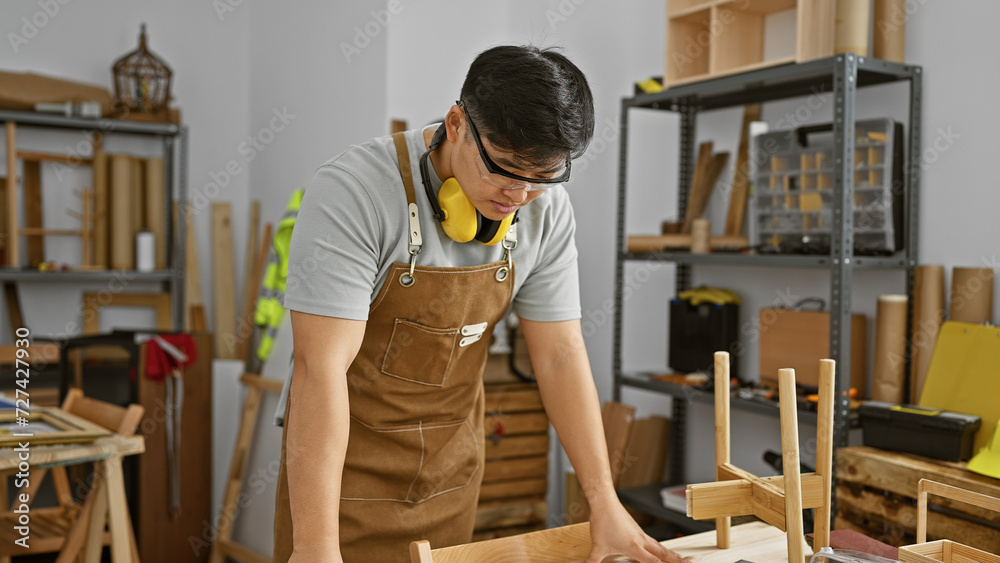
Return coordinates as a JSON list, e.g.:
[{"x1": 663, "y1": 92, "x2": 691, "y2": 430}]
[{"x1": 686, "y1": 352, "x2": 835, "y2": 562}]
